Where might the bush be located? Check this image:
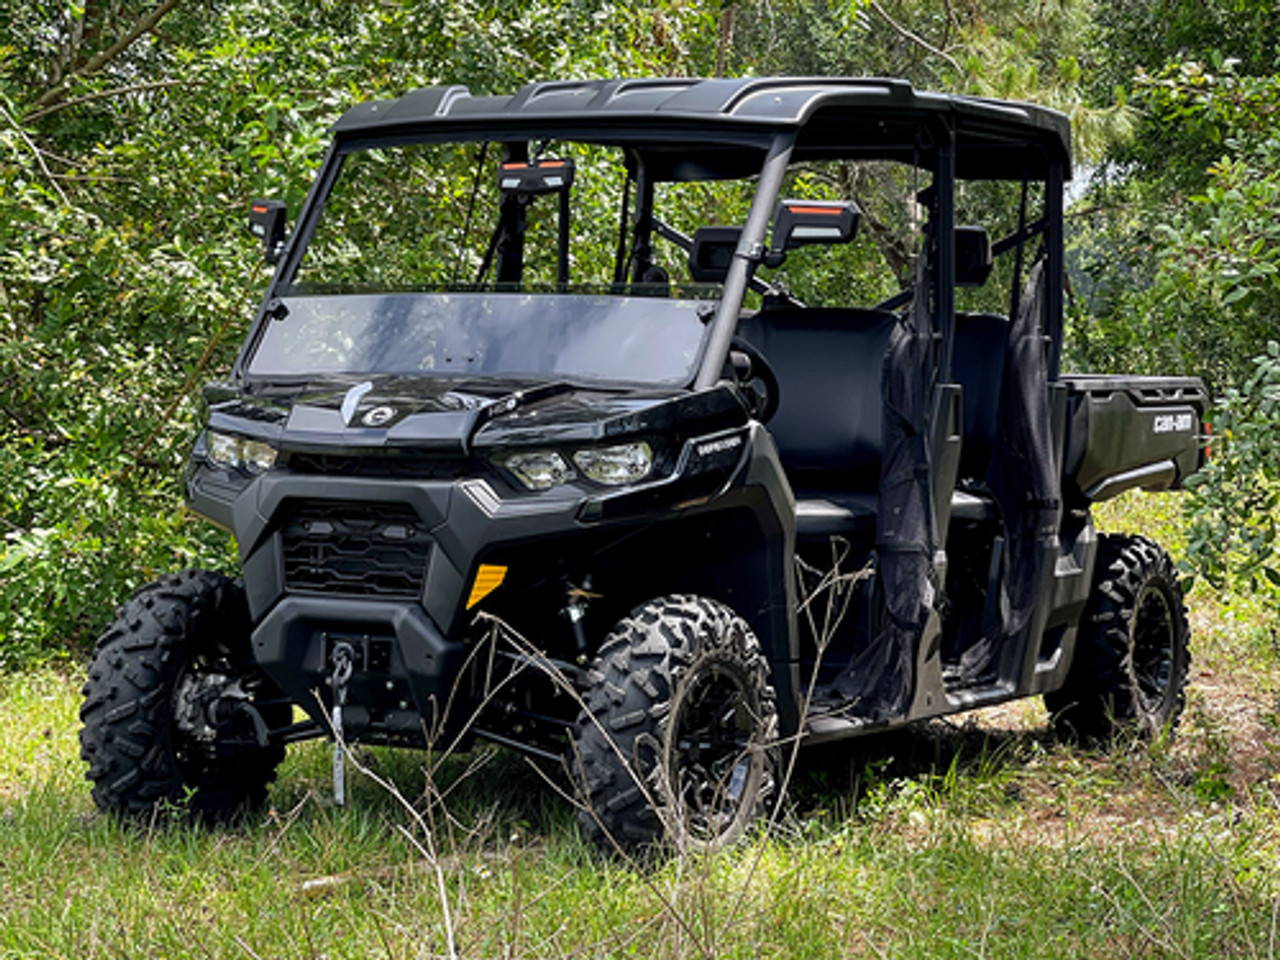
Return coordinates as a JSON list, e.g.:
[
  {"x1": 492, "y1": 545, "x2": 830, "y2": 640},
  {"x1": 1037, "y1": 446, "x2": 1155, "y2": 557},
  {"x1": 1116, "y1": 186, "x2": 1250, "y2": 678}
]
[
  {"x1": 1067, "y1": 63, "x2": 1280, "y2": 392},
  {"x1": 1183, "y1": 342, "x2": 1280, "y2": 599}
]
